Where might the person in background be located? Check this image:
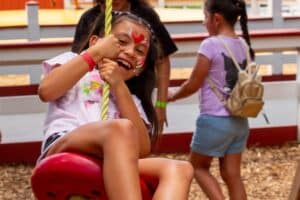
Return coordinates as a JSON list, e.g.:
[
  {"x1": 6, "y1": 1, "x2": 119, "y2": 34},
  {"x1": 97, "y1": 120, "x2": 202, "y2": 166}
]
[
  {"x1": 72, "y1": 0, "x2": 178, "y2": 134},
  {"x1": 168, "y1": 0, "x2": 254, "y2": 199}
]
